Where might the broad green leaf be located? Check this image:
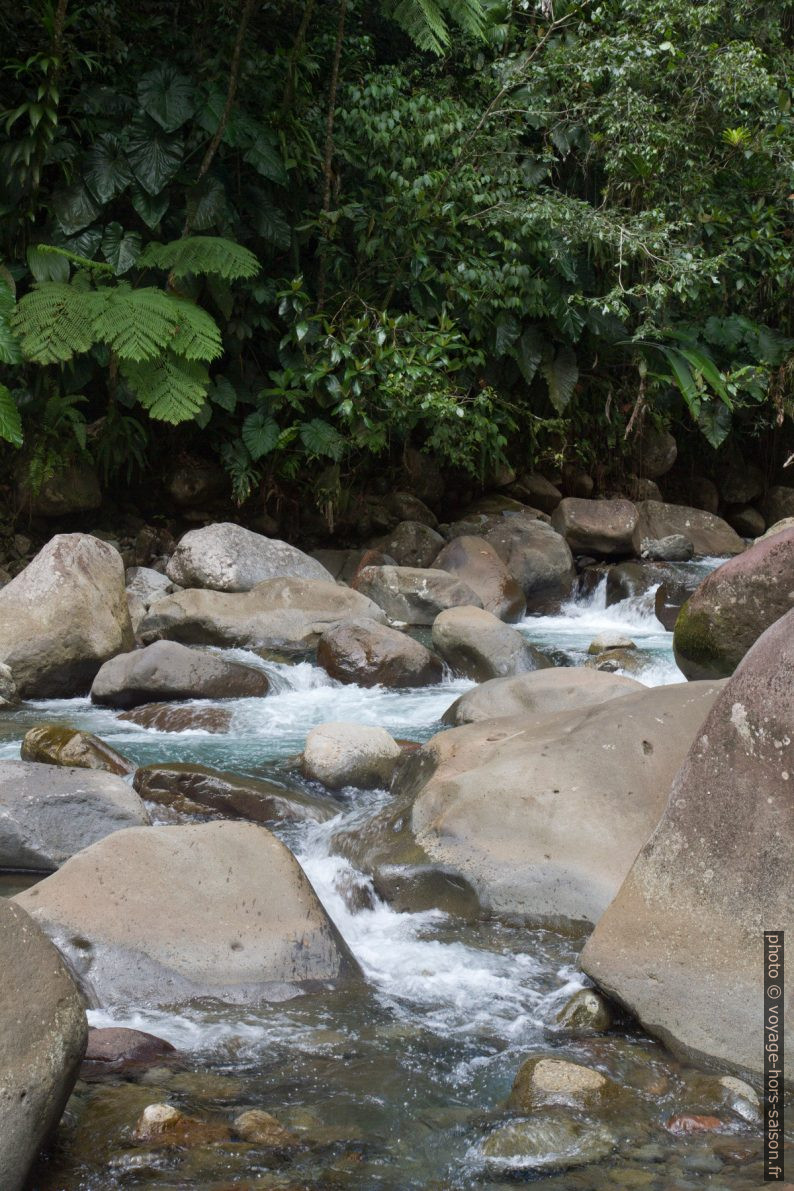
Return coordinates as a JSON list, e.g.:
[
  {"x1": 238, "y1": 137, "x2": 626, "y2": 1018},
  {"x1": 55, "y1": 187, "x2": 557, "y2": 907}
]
[
  {"x1": 676, "y1": 346, "x2": 731, "y2": 406},
  {"x1": 52, "y1": 183, "x2": 102, "y2": 235},
  {"x1": 138, "y1": 65, "x2": 196, "y2": 132},
  {"x1": 126, "y1": 115, "x2": 183, "y2": 196},
  {"x1": 131, "y1": 183, "x2": 169, "y2": 229},
  {"x1": 242, "y1": 410, "x2": 280, "y2": 460},
  {"x1": 84, "y1": 133, "x2": 133, "y2": 203},
  {"x1": 210, "y1": 375, "x2": 237, "y2": 412},
  {"x1": 494, "y1": 312, "x2": 519, "y2": 357},
  {"x1": 101, "y1": 222, "x2": 142, "y2": 275},
  {"x1": 299, "y1": 417, "x2": 346, "y2": 461},
  {"x1": 254, "y1": 203, "x2": 291, "y2": 251},
  {"x1": 0, "y1": 385, "x2": 23, "y2": 447},
  {"x1": 698, "y1": 400, "x2": 732, "y2": 449},
  {"x1": 662, "y1": 347, "x2": 700, "y2": 415},
  {"x1": 541, "y1": 345, "x2": 578, "y2": 413},
  {"x1": 243, "y1": 134, "x2": 288, "y2": 185},
  {"x1": 514, "y1": 327, "x2": 543, "y2": 385},
  {"x1": 0, "y1": 281, "x2": 21, "y2": 365},
  {"x1": 186, "y1": 176, "x2": 228, "y2": 231}
]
